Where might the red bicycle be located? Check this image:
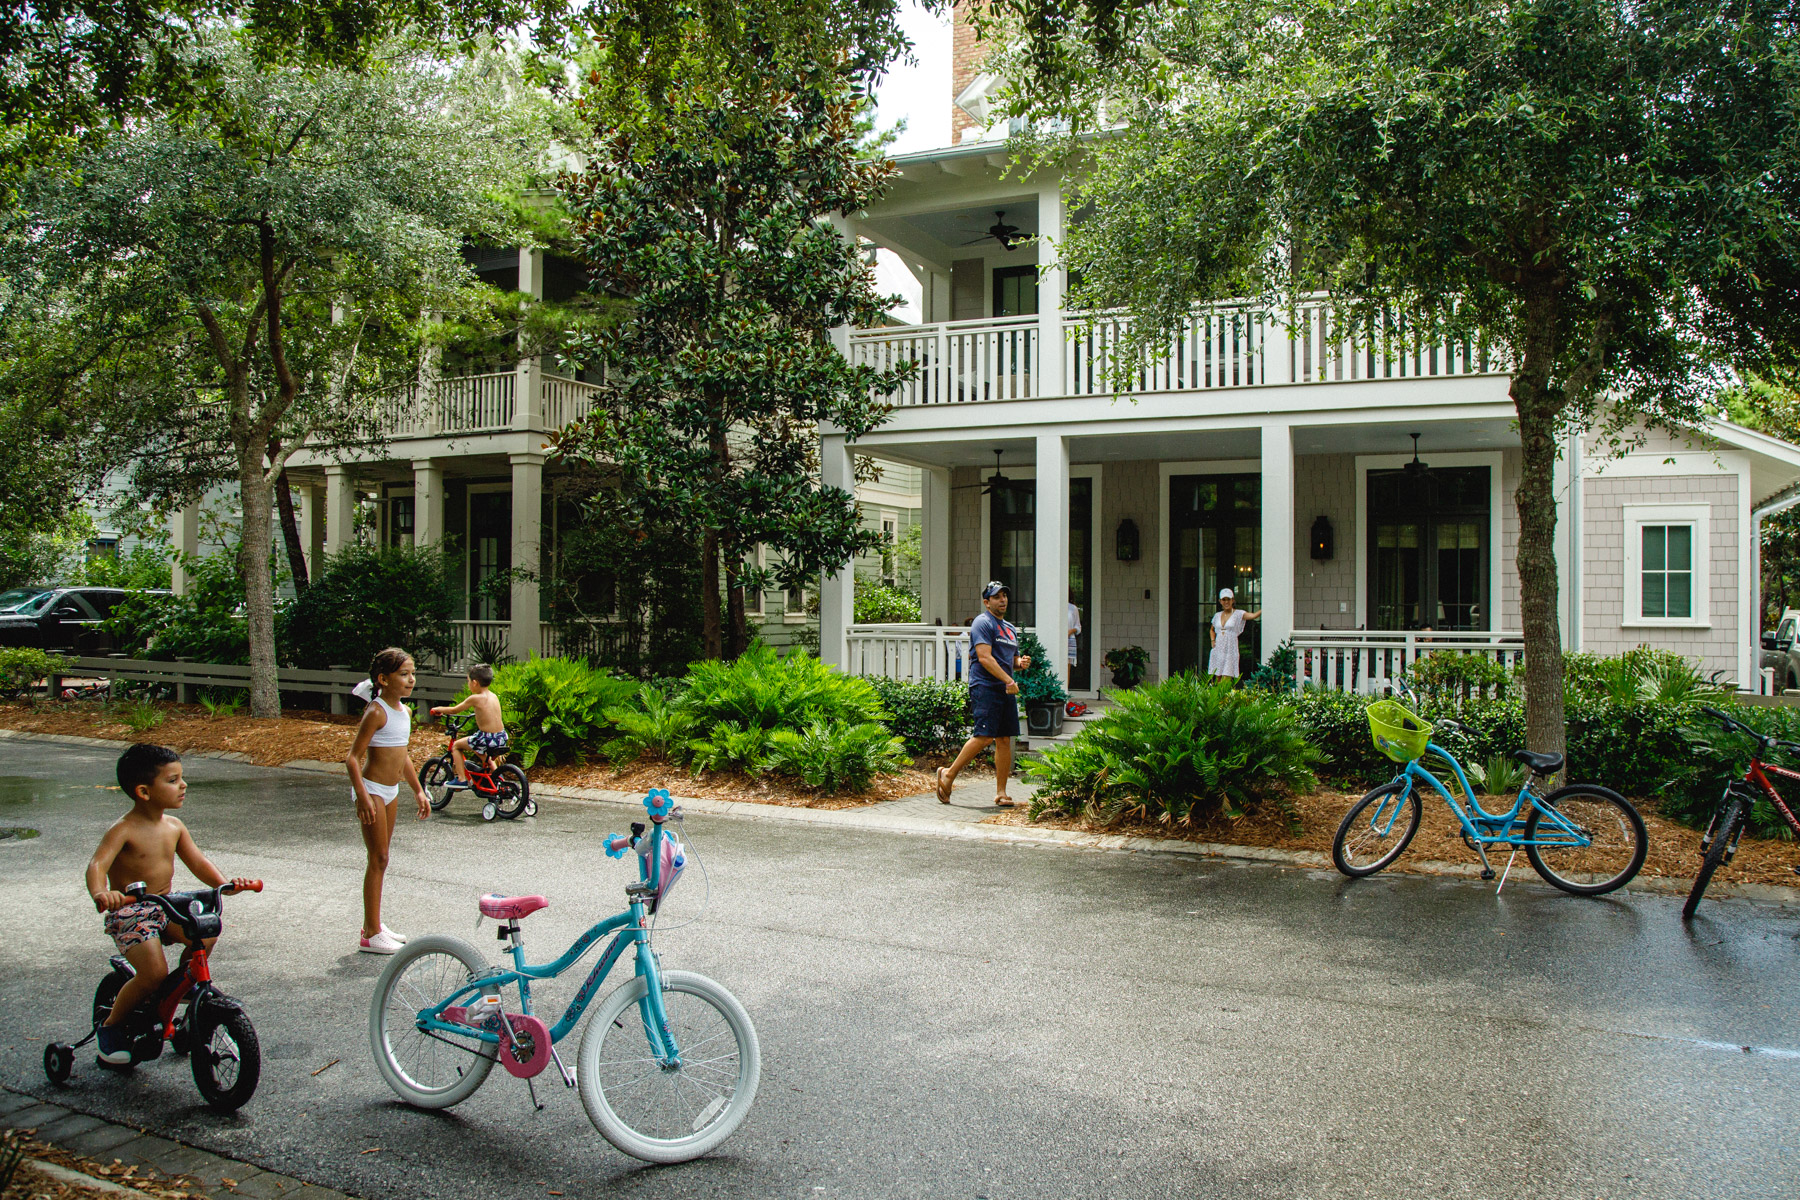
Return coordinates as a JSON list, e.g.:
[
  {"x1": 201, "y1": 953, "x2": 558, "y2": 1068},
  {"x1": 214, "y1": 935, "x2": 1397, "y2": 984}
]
[
  {"x1": 1684, "y1": 706, "x2": 1800, "y2": 918},
  {"x1": 421, "y1": 712, "x2": 532, "y2": 821},
  {"x1": 44, "y1": 881, "x2": 263, "y2": 1111}
]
